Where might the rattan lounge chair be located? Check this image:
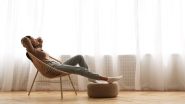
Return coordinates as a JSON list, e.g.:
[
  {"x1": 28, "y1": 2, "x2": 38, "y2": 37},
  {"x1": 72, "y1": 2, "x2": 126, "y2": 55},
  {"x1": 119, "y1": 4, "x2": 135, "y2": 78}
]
[{"x1": 27, "y1": 52, "x2": 77, "y2": 99}]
